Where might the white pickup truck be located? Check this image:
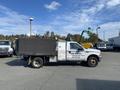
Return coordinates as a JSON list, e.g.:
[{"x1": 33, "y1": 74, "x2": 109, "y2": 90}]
[{"x1": 15, "y1": 38, "x2": 102, "y2": 68}]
